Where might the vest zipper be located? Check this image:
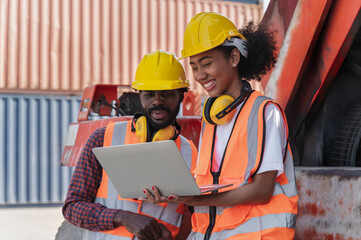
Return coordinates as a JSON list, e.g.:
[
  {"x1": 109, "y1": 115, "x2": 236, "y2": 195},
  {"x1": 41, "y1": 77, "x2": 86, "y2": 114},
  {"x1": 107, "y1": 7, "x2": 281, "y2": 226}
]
[
  {"x1": 204, "y1": 172, "x2": 219, "y2": 240},
  {"x1": 204, "y1": 127, "x2": 218, "y2": 240},
  {"x1": 204, "y1": 206, "x2": 216, "y2": 240}
]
